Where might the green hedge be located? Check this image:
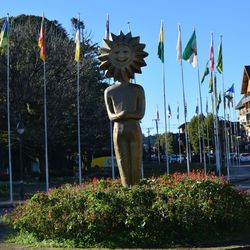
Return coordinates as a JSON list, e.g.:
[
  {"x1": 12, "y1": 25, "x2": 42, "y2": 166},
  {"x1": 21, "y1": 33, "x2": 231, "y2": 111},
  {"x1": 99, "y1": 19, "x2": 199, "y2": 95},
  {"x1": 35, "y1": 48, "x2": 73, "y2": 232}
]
[{"x1": 5, "y1": 171, "x2": 250, "y2": 248}]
